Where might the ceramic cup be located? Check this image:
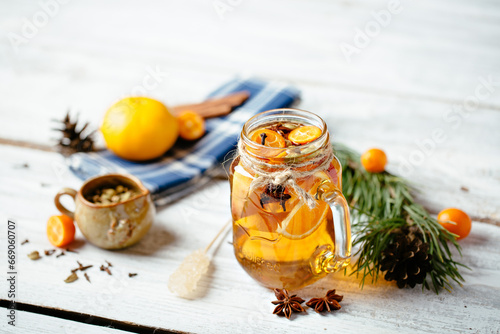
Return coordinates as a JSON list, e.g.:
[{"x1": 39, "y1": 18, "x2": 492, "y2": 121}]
[{"x1": 54, "y1": 174, "x2": 155, "y2": 250}]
